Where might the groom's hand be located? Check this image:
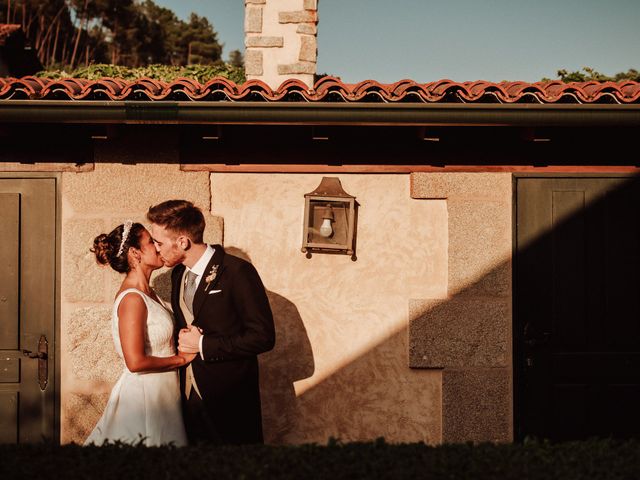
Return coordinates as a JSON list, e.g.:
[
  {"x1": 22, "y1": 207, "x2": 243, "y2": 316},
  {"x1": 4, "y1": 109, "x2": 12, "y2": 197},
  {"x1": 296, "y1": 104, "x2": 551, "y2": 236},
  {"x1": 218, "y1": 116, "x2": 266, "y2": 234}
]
[{"x1": 178, "y1": 327, "x2": 202, "y2": 354}]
